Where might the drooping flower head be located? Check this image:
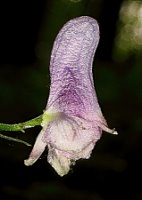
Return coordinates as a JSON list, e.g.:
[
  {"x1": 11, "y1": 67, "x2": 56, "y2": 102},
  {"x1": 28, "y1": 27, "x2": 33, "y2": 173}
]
[{"x1": 24, "y1": 16, "x2": 117, "y2": 176}]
